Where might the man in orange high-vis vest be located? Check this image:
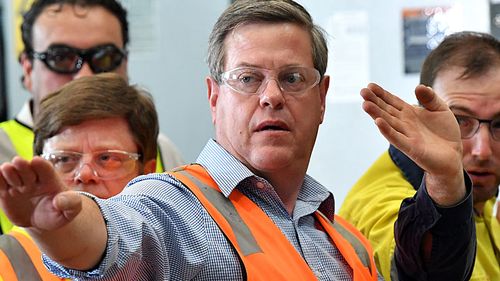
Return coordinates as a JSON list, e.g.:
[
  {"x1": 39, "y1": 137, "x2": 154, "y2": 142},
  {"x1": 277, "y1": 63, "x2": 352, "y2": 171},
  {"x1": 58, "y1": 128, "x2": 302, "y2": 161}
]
[
  {"x1": 0, "y1": 1, "x2": 474, "y2": 280},
  {"x1": 0, "y1": 73, "x2": 158, "y2": 281}
]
